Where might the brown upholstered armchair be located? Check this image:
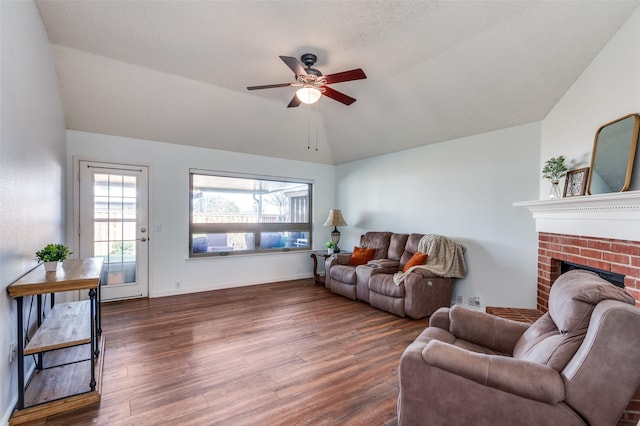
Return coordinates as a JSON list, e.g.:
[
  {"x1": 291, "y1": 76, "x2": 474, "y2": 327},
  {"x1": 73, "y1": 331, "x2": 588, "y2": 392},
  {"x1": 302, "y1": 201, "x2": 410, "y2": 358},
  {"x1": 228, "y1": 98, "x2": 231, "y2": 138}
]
[{"x1": 398, "y1": 270, "x2": 640, "y2": 426}]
